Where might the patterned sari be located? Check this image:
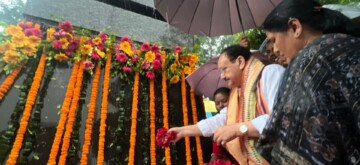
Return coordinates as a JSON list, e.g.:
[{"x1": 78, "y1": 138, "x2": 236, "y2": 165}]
[{"x1": 256, "y1": 33, "x2": 360, "y2": 164}]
